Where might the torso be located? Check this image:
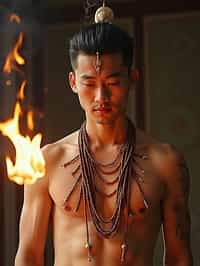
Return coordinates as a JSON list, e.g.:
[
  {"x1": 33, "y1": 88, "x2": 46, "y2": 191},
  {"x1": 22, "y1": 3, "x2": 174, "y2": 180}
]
[{"x1": 47, "y1": 129, "x2": 166, "y2": 266}]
